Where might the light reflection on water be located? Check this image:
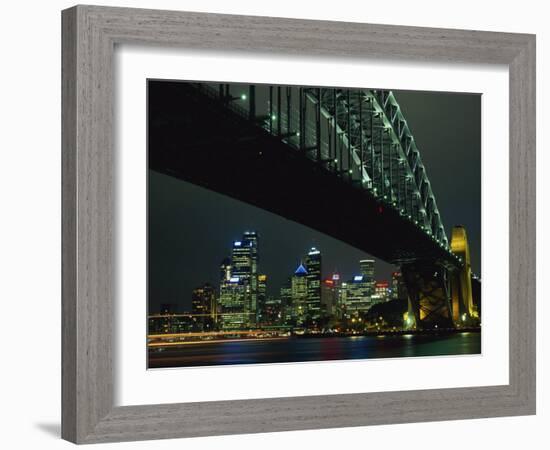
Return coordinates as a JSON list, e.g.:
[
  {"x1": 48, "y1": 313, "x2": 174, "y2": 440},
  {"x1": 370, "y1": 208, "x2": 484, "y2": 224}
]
[{"x1": 149, "y1": 331, "x2": 481, "y2": 369}]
